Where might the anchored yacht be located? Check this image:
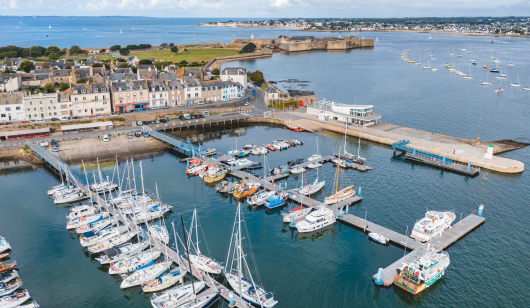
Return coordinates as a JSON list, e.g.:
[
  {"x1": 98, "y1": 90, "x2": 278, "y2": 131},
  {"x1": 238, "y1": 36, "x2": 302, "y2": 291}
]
[
  {"x1": 296, "y1": 206, "x2": 336, "y2": 233},
  {"x1": 410, "y1": 211, "x2": 455, "y2": 242}
]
